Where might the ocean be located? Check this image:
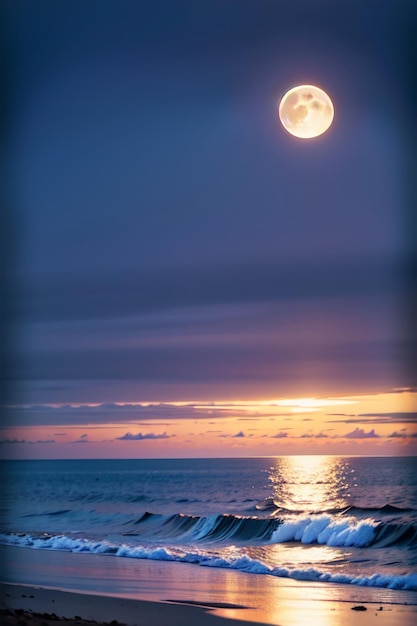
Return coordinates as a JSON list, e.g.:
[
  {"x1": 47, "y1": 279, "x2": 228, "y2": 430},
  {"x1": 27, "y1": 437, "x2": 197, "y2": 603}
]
[{"x1": 1, "y1": 456, "x2": 416, "y2": 599}]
